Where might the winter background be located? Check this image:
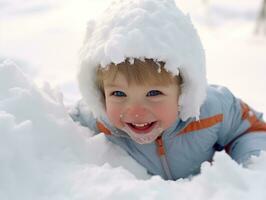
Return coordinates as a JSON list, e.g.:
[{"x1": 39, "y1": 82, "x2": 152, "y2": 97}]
[{"x1": 1, "y1": 0, "x2": 266, "y2": 199}]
